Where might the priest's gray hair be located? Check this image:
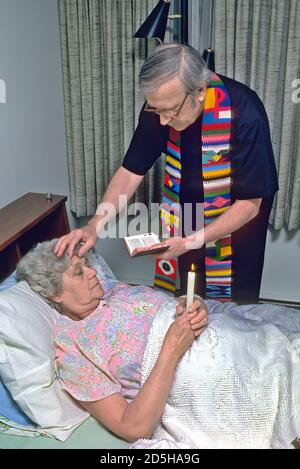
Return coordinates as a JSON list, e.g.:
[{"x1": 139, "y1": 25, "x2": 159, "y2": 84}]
[
  {"x1": 16, "y1": 239, "x2": 75, "y2": 311},
  {"x1": 139, "y1": 43, "x2": 213, "y2": 96}
]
